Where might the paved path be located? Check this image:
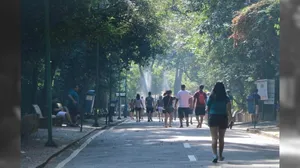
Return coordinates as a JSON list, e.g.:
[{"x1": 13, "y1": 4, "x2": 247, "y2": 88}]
[{"x1": 49, "y1": 118, "x2": 279, "y2": 168}]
